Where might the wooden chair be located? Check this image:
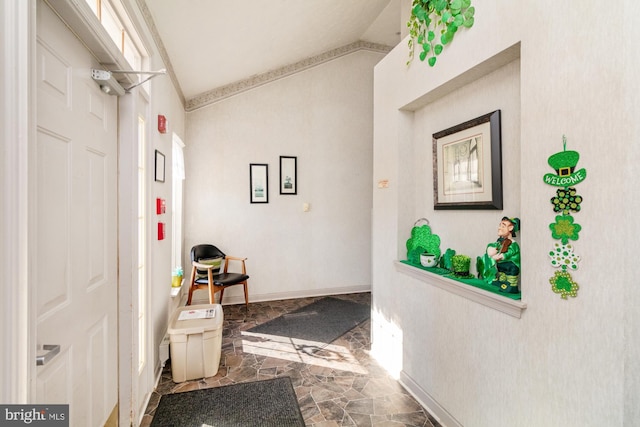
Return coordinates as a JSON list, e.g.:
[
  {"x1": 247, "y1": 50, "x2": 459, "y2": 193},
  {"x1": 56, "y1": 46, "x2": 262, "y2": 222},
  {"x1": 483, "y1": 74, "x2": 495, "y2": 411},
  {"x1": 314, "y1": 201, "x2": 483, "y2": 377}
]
[{"x1": 186, "y1": 244, "x2": 249, "y2": 307}]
